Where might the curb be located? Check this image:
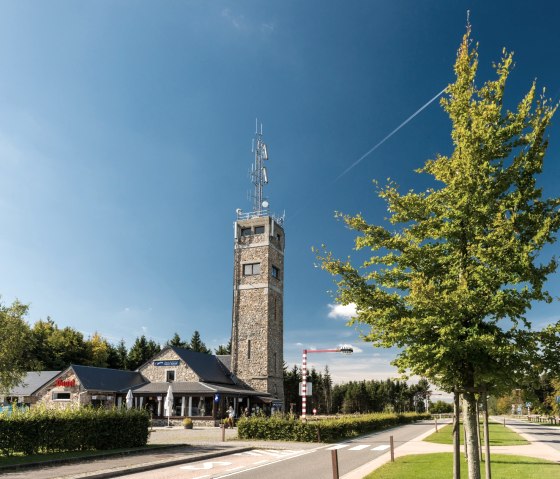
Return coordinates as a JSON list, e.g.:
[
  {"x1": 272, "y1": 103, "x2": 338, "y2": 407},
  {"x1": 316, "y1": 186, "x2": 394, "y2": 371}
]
[
  {"x1": 0, "y1": 444, "x2": 189, "y2": 473},
  {"x1": 62, "y1": 447, "x2": 254, "y2": 479}
]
